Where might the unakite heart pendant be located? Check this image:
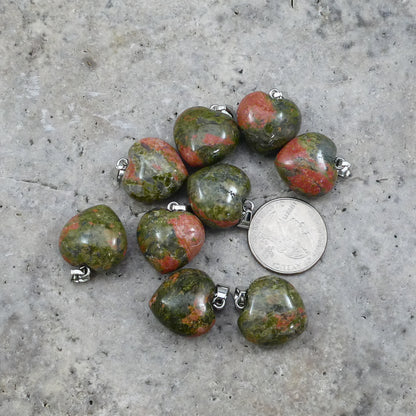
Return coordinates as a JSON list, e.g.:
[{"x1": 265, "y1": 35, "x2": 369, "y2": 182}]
[
  {"x1": 137, "y1": 202, "x2": 205, "y2": 274},
  {"x1": 149, "y1": 268, "x2": 229, "y2": 337},
  {"x1": 118, "y1": 137, "x2": 188, "y2": 202},
  {"x1": 187, "y1": 163, "x2": 251, "y2": 229},
  {"x1": 59, "y1": 205, "x2": 128, "y2": 281},
  {"x1": 275, "y1": 132, "x2": 351, "y2": 197},
  {"x1": 235, "y1": 276, "x2": 307, "y2": 346},
  {"x1": 174, "y1": 105, "x2": 240, "y2": 167},
  {"x1": 237, "y1": 89, "x2": 301, "y2": 155}
]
